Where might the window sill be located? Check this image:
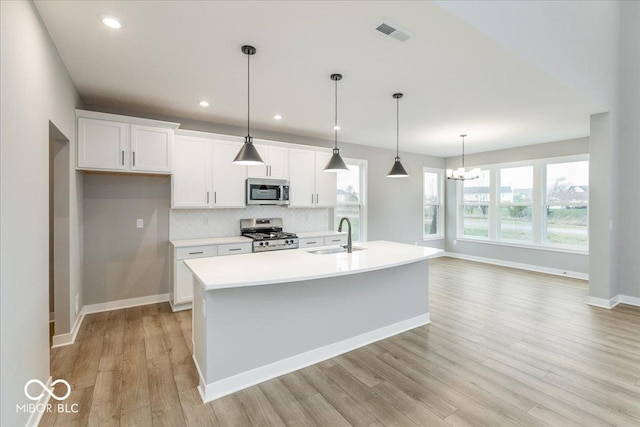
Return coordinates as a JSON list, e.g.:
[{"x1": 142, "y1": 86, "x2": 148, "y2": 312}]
[
  {"x1": 423, "y1": 235, "x2": 445, "y2": 241},
  {"x1": 454, "y1": 237, "x2": 588, "y2": 255}
]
